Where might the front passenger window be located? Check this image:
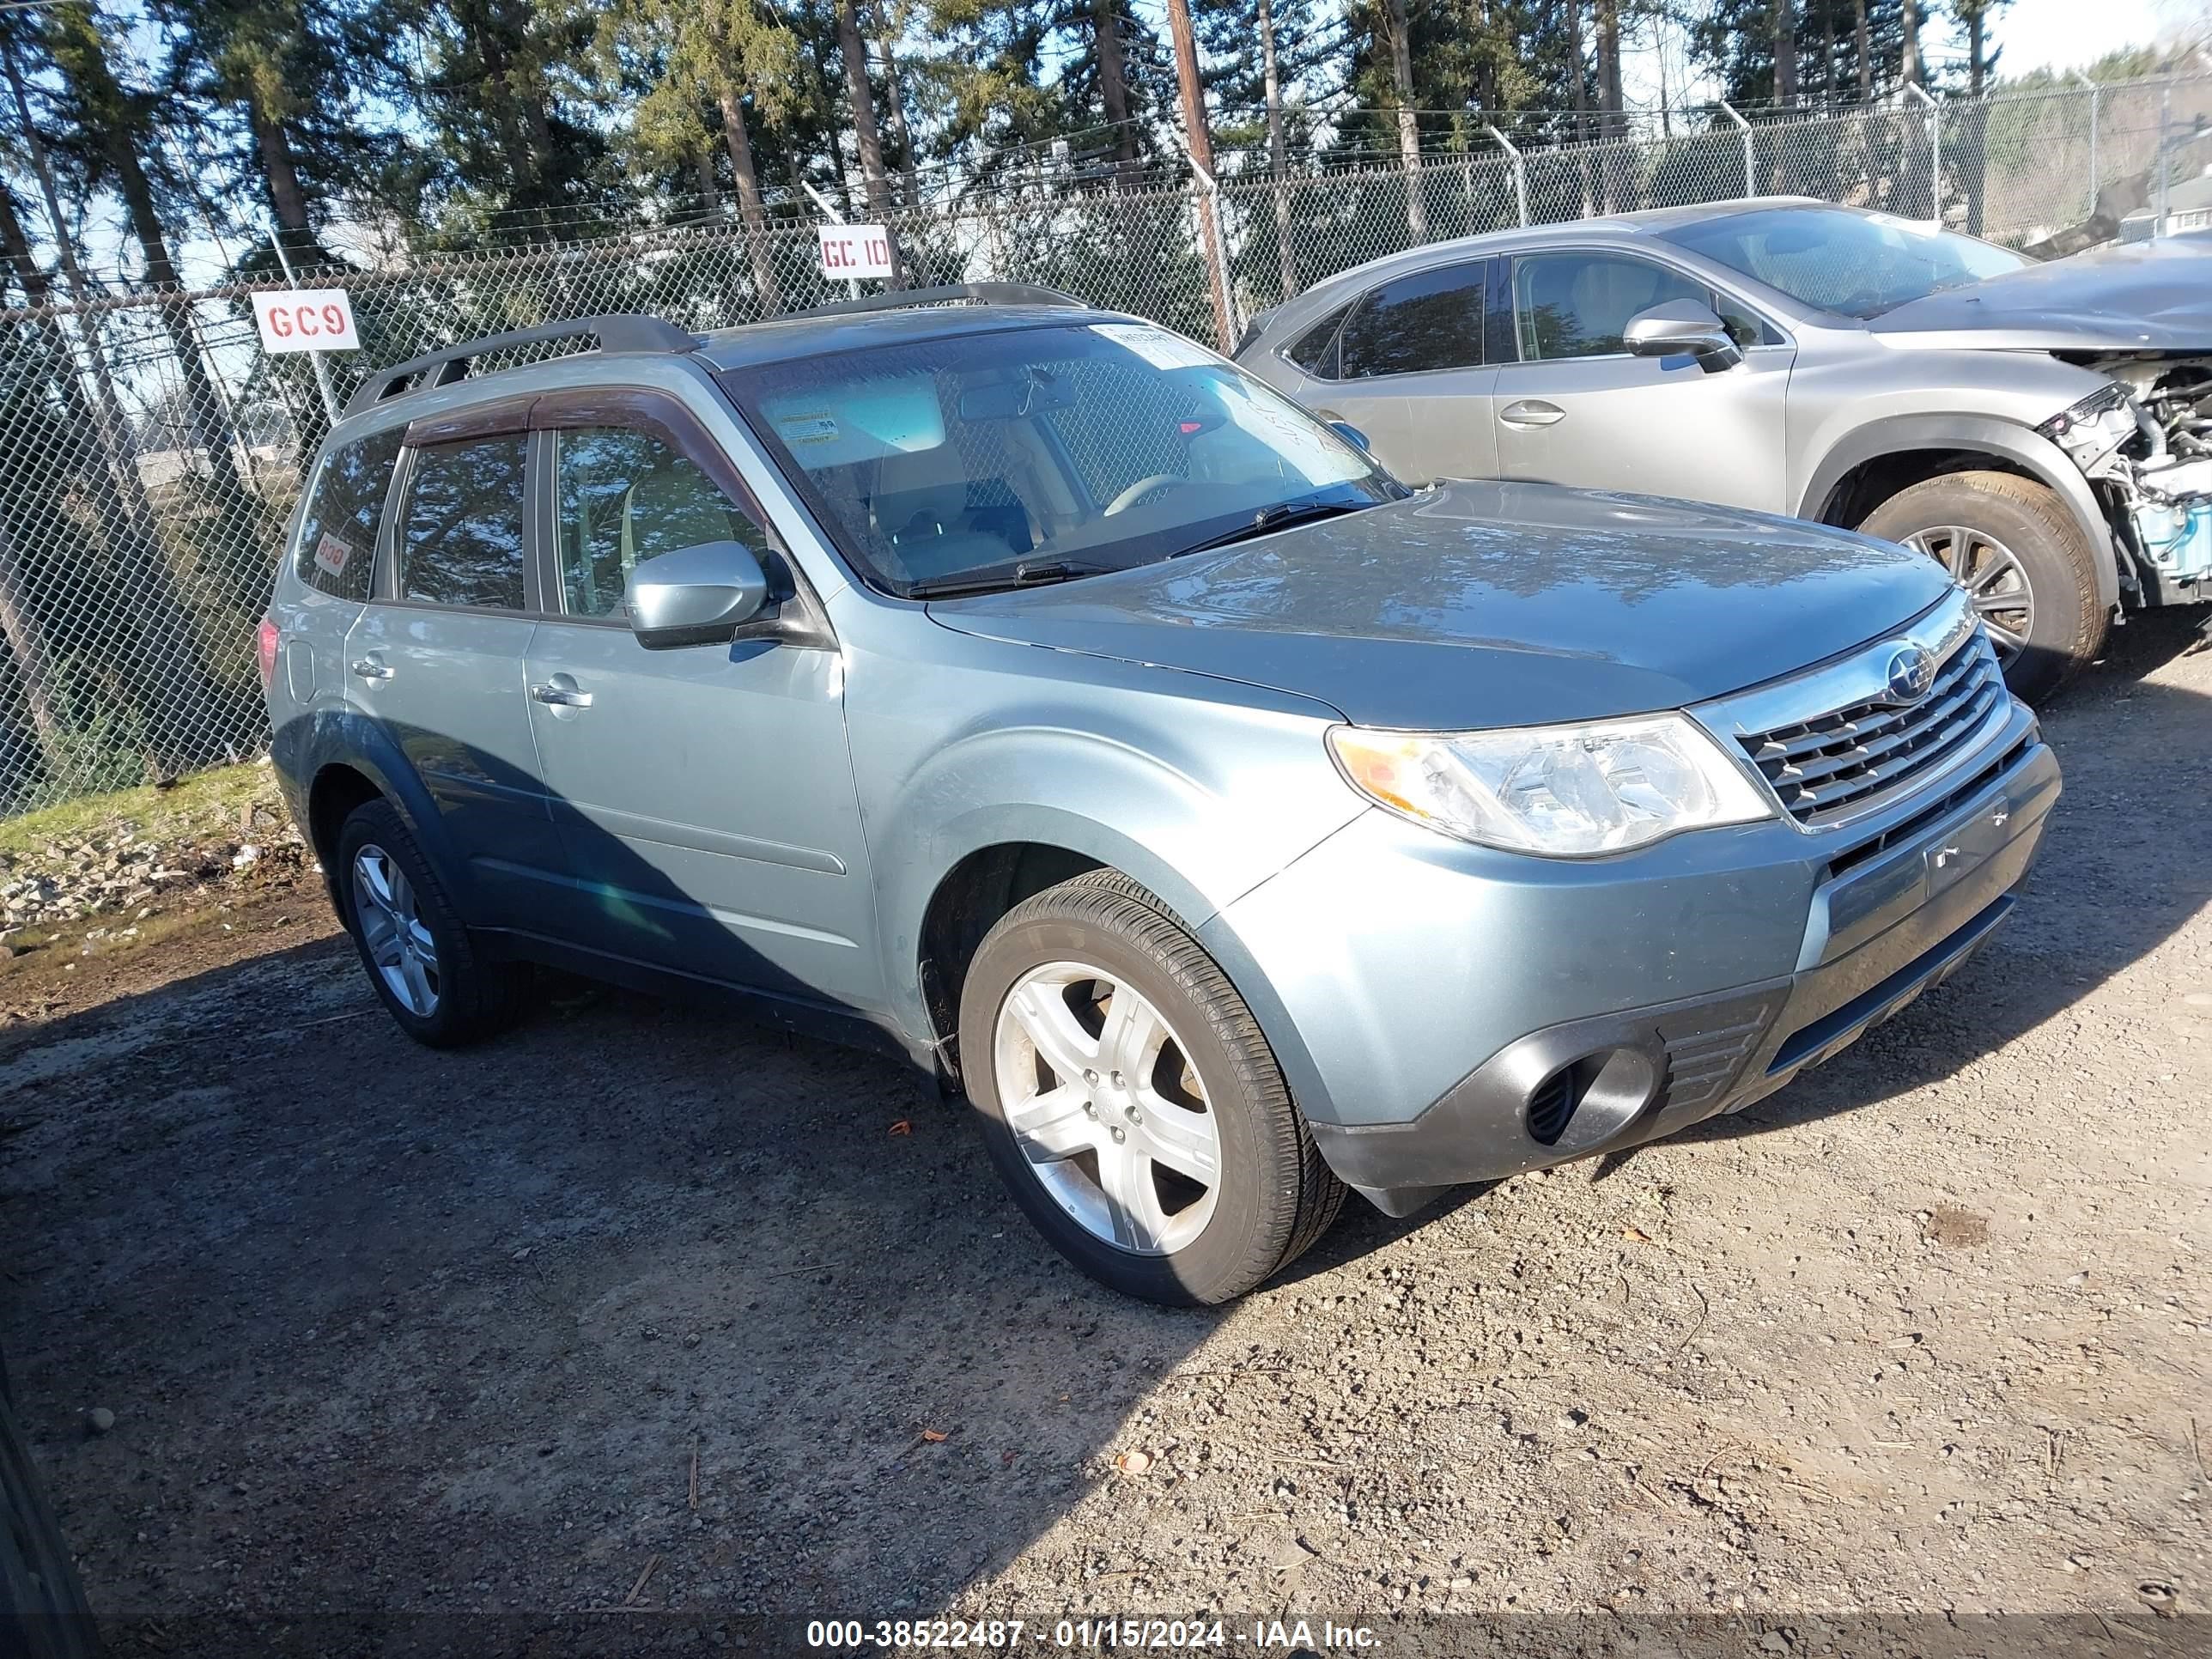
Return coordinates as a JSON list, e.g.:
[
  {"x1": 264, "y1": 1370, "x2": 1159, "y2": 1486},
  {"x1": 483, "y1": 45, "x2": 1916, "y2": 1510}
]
[
  {"x1": 398, "y1": 436, "x2": 530, "y2": 610},
  {"x1": 1513, "y1": 253, "x2": 1707, "y2": 362},
  {"x1": 550, "y1": 427, "x2": 770, "y2": 618}
]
